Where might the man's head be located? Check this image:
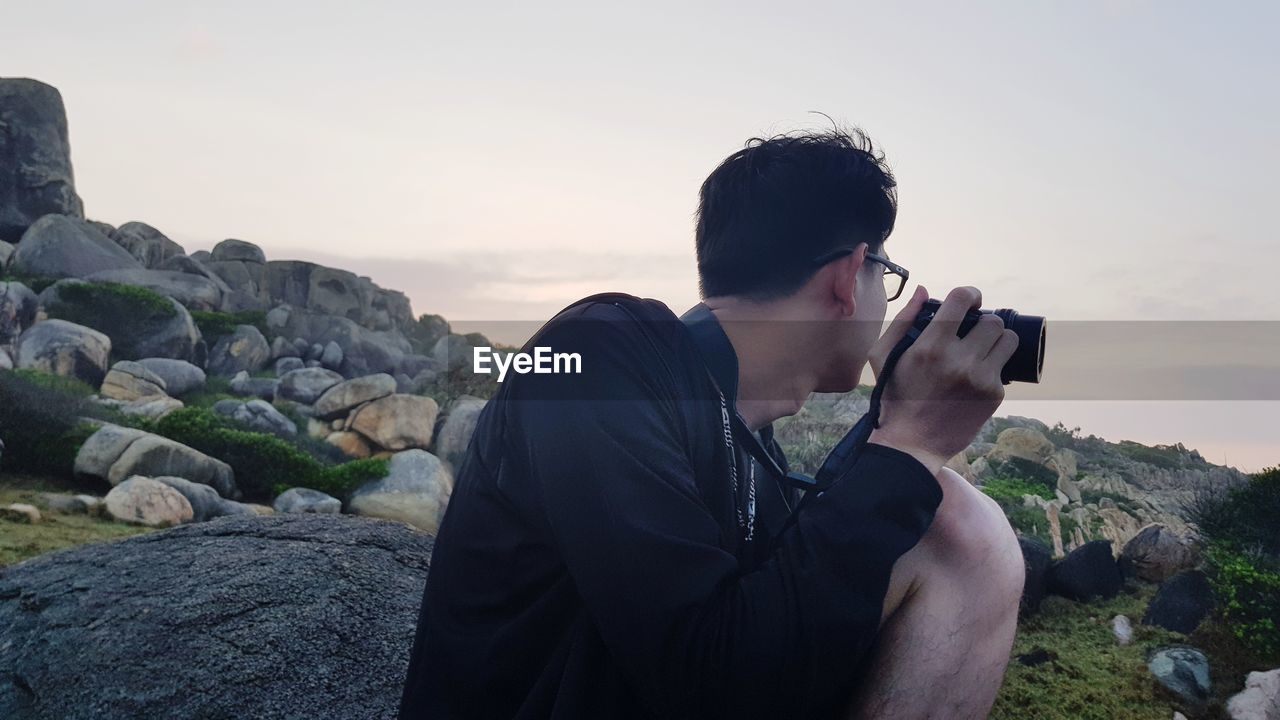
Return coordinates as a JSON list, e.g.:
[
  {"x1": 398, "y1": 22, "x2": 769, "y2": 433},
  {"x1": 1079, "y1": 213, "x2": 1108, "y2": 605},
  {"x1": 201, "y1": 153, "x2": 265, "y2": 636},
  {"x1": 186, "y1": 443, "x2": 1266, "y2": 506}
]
[{"x1": 695, "y1": 124, "x2": 902, "y2": 392}]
